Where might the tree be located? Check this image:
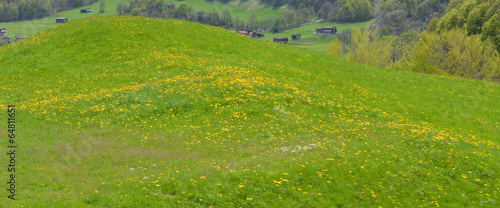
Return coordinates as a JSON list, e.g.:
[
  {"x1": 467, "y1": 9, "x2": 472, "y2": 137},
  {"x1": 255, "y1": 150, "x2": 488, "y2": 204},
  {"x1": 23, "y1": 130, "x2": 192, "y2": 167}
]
[
  {"x1": 130, "y1": 7, "x2": 142, "y2": 16},
  {"x1": 465, "y1": 7, "x2": 485, "y2": 35},
  {"x1": 393, "y1": 29, "x2": 500, "y2": 81},
  {"x1": 116, "y1": 3, "x2": 124, "y2": 15},
  {"x1": 328, "y1": 38, "x2": 344, "y2": 58},
  {"x1": 234, "y1": 17, "x2": 246, "y2": 31},
  {"x1": 208, "y1": 11, "x2": 221, "y2": 26},
  {"x1": 272, "y1": 18, "x2": 281, "y2": 33},
  {"x1": 348, "y1": 28, "x2": 395, "y2": 67},
  {"x1": 173, "y1": 3, "x2": 192, "y2": 20},
  {"x1": 221, "y1": 10, "x2": 233, "y2": 29},
  {"x1": 249, "y1": 14, "x2": 258, "y2": 31},
  {"x1": 482, "y1": 14, "x2": 500, "y2": 51},
  {"x1": 100, "y1": 1, "x2": 105, "y2": 13}
]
